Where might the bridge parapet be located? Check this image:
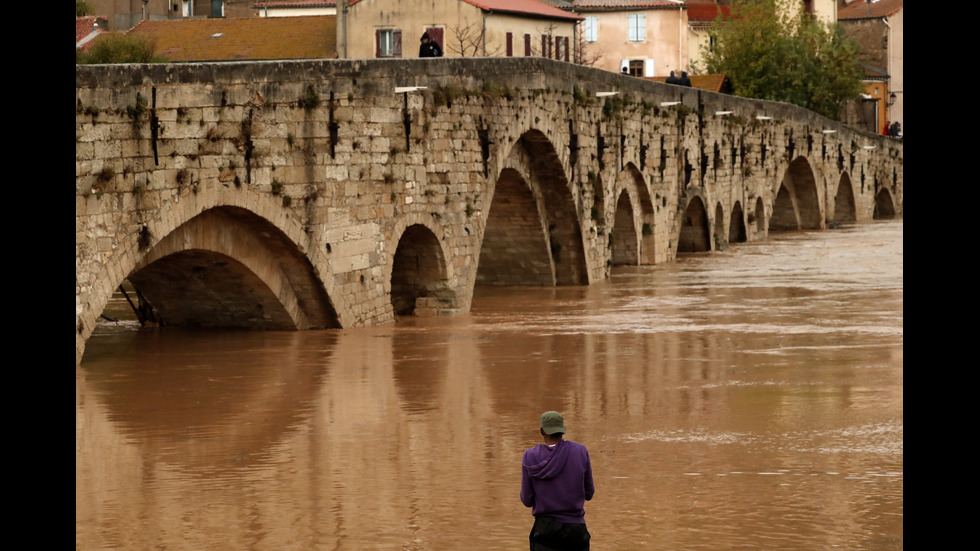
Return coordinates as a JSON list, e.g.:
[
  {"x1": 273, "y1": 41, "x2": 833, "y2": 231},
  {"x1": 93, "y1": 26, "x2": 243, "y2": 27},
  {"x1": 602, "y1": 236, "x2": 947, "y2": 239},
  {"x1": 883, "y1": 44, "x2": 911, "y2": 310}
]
[{"x1": 76, "y1": 58, "x2": 903, "y2": 363}]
